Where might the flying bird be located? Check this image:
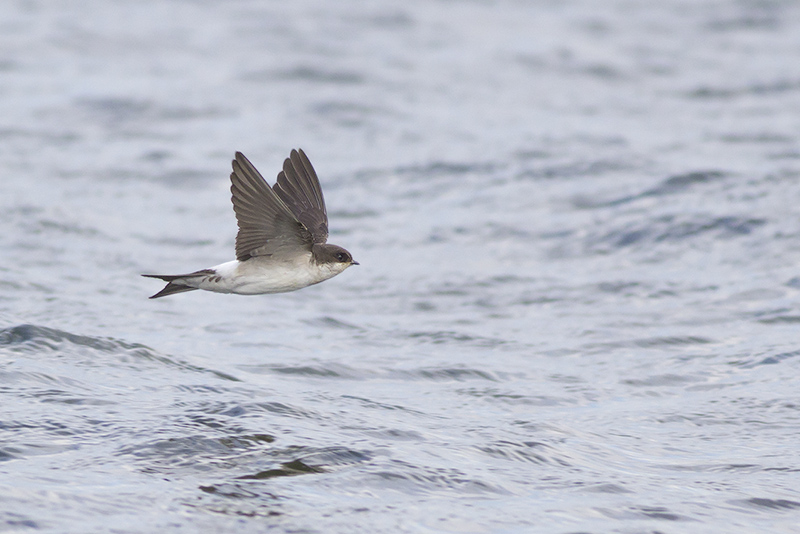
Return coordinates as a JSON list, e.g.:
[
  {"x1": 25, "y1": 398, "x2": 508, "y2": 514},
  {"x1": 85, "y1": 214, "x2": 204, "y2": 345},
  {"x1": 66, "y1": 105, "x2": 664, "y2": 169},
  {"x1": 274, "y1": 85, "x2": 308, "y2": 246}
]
[{"x1": 143, "y1": 149, "x2": 357, "y2": 299}]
